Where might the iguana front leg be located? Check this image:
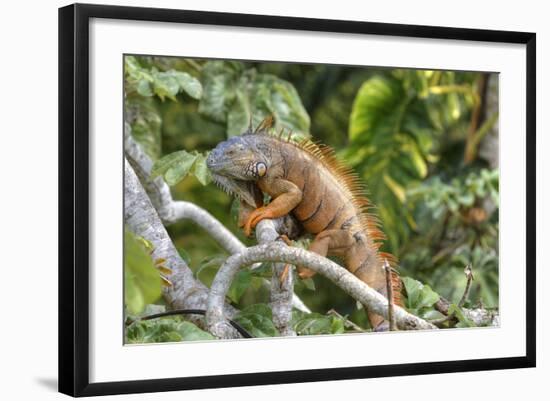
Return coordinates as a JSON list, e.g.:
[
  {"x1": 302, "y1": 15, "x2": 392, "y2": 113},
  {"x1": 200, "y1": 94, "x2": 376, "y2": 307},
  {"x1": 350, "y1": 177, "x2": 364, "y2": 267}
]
[{"x1": 243, "y1": 178, "x2": 302, "y2": 237}]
